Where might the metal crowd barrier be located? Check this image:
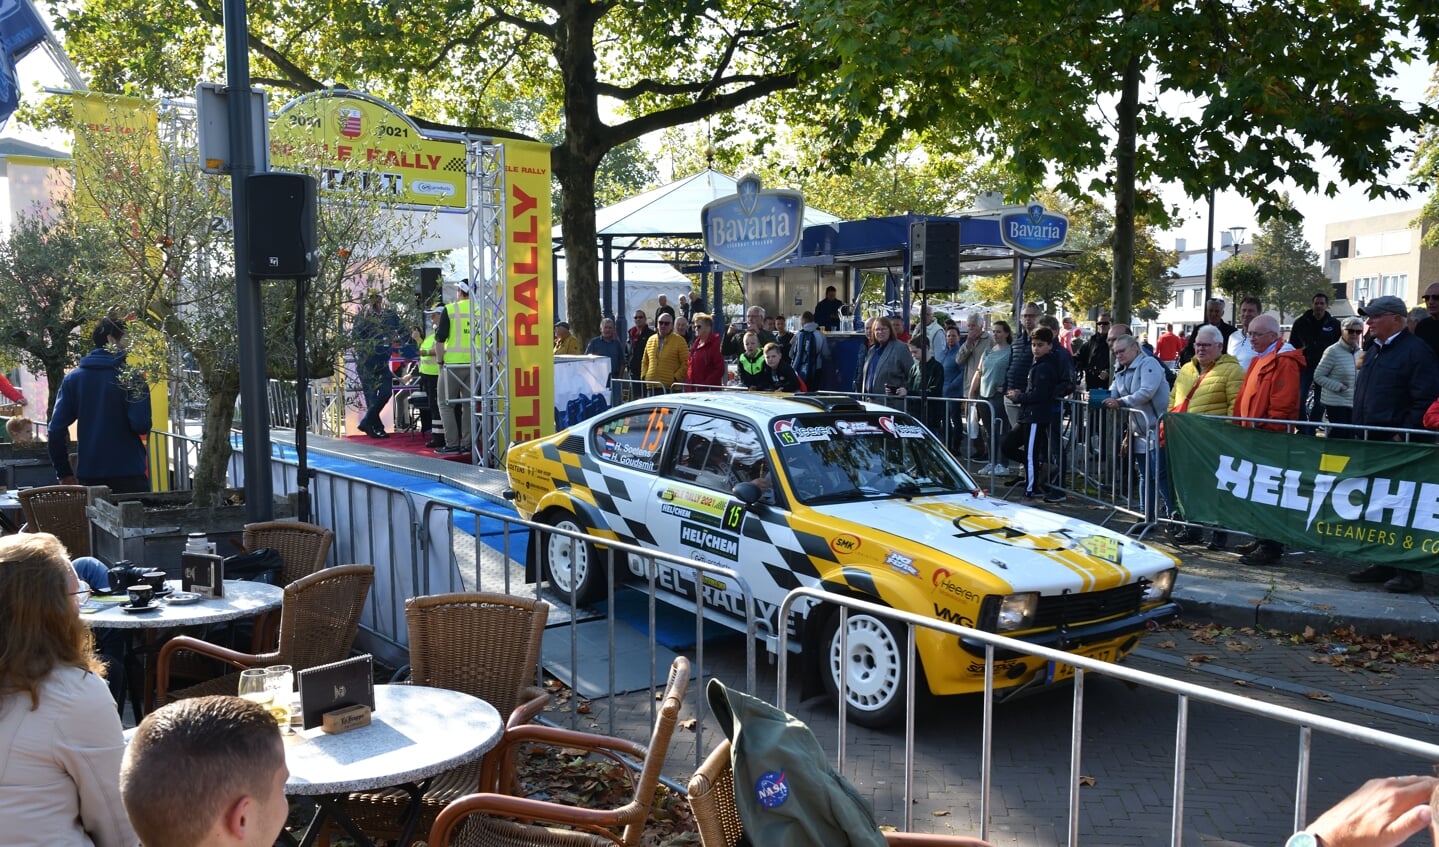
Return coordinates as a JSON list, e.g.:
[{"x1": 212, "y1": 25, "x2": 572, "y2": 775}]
[
  {"x1": 775, "y1": 588, "x2": 1439, "y2": 846},
  {"x1": 208, "y1": 420, "x2": 1439, "y2": 842}
]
